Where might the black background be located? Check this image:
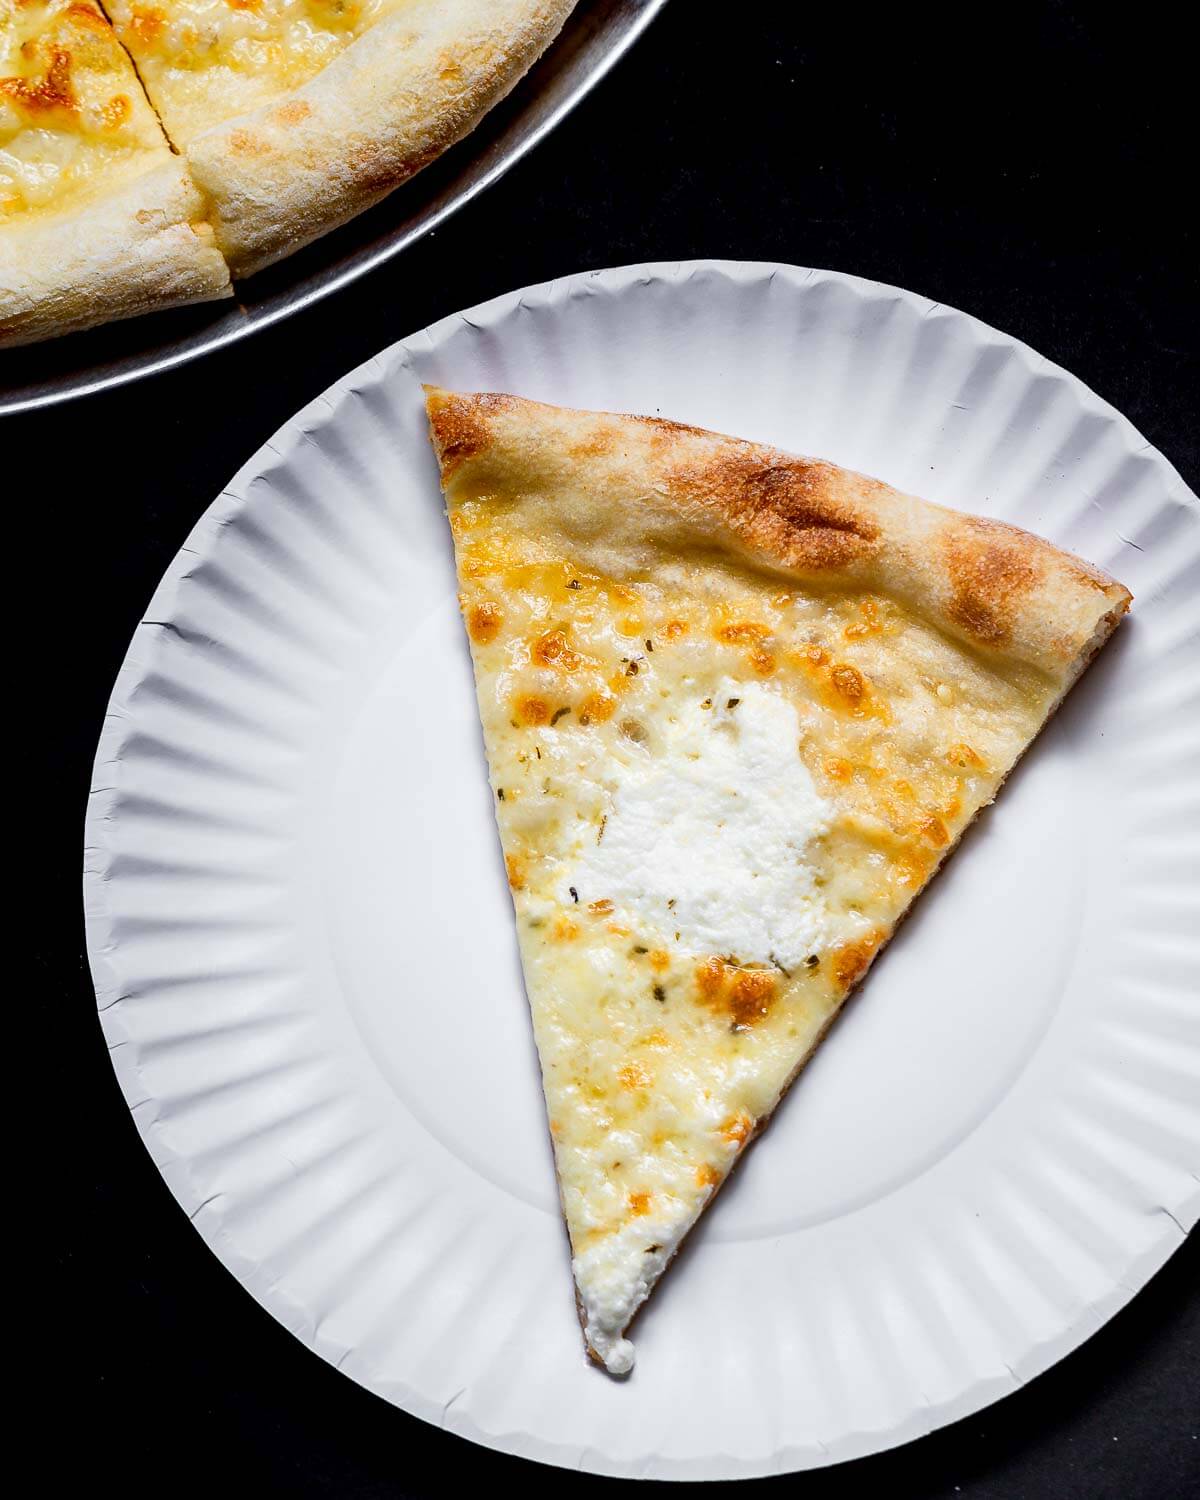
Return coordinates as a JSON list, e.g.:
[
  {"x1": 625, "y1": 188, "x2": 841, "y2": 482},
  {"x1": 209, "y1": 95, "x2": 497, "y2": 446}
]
[{"x1": 23, "y1": 3, "x2": 1198, "y2": 1495}]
